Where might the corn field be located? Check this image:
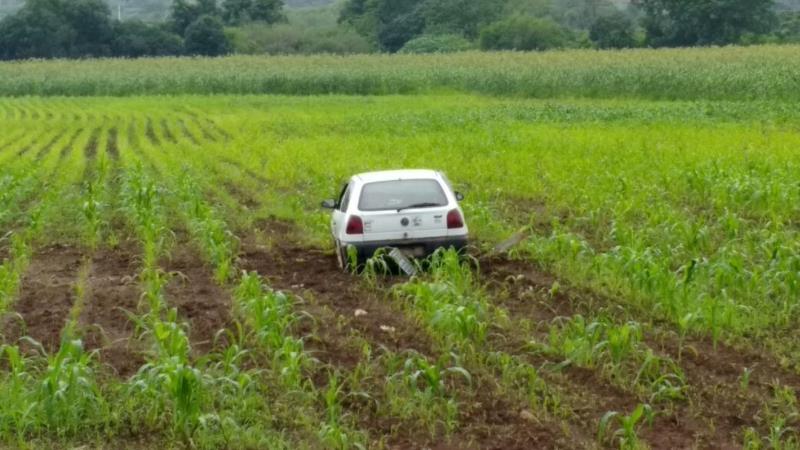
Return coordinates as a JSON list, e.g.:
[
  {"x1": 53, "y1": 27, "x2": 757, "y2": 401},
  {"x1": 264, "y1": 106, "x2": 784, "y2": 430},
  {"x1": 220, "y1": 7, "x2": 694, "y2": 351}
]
[{"x1": 0, "y1": 51, "x2": 800, "y2": 449}]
